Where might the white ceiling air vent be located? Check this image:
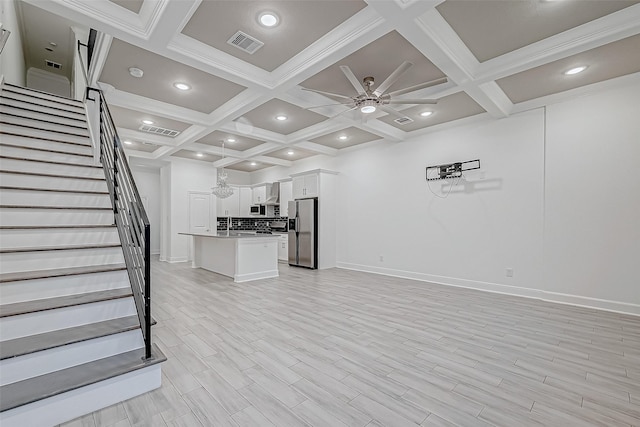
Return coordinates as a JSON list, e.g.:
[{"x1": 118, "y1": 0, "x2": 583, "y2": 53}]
[
  {"x1": 227, "y1": 30, "x2": 264, "y2": 54},
  {"x1": 139, "y1": 124, "x2": 181, "y2": 137},
  {"x1": 45, "y1": 60, "x2": 62, "y2": 70},
  {"x1": 394, "y1": 116, "x2": 414, "y2": 125}
]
